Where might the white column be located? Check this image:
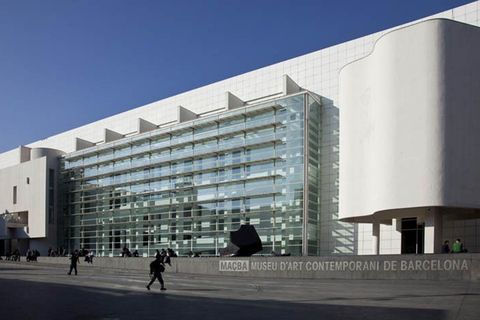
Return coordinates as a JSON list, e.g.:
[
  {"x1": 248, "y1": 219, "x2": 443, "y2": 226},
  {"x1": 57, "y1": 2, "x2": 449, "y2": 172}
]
[
  {"x1": 372, "y1": 220, "x2": 380, "y2": 255},
  {"x1": 424, "y1": 207, "x2": 443, "y2": 254}
]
